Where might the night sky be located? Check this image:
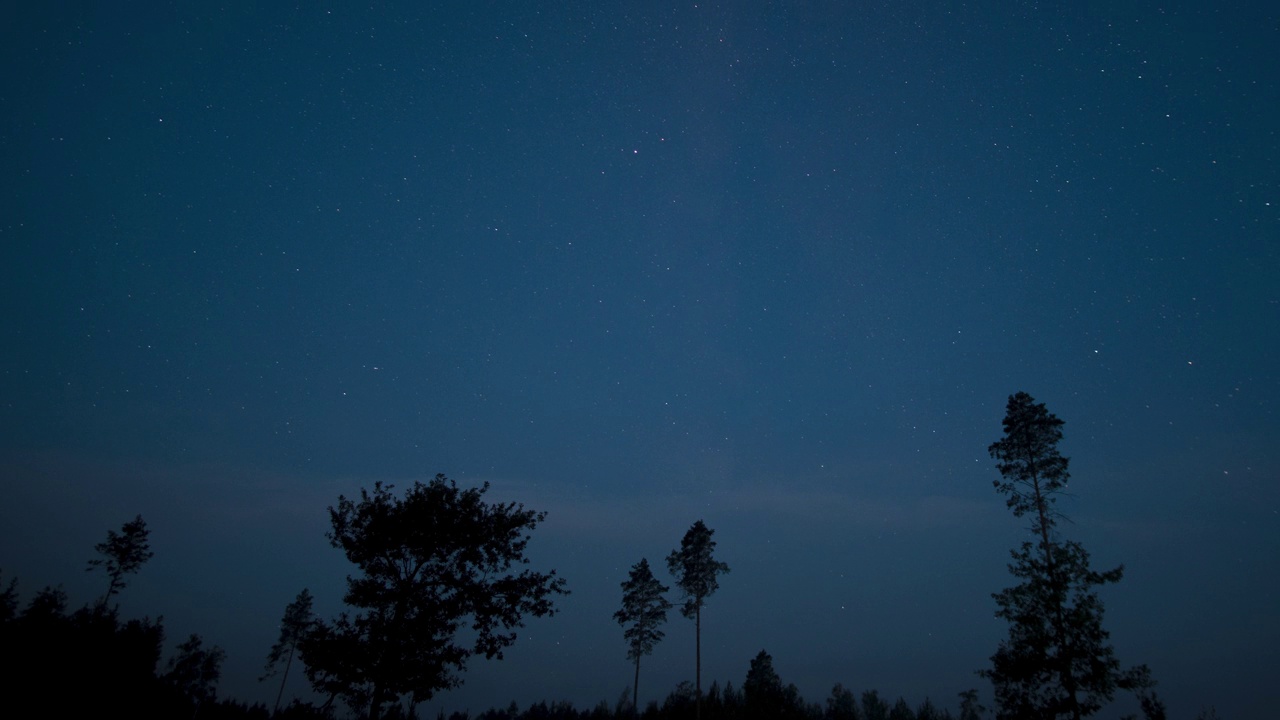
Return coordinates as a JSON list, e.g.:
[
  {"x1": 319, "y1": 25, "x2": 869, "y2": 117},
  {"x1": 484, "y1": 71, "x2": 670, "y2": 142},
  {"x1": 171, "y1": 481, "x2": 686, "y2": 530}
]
[{"x1": 2, "y1": 2, "x2": 1277, "y2": 718}]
